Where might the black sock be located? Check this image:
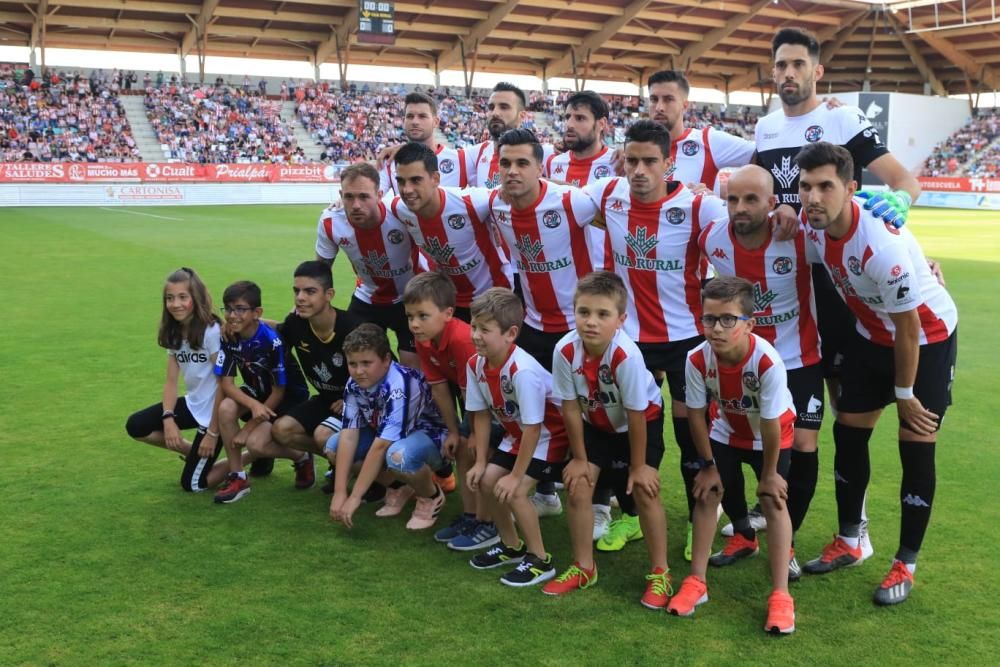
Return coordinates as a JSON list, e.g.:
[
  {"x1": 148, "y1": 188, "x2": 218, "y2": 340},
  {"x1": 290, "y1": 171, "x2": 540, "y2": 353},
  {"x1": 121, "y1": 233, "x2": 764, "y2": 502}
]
[
  {"x1": 434, "y1": 461, "x2": 453, "y2": 478},
  {"x1": 833, "y1": 422, "x2": 872, "y2": 536},
  {"x1": 897, "y1": 440, "x2": 936, "y2": 561},
  {"x1": 788, "y1": 449, "x2": 819, "y2": 533},
  {"x1": 732, "y1": 516, "x2": 756, "y2": 541},
  {"x1": 536, "y1": 481, "x2": 556, "y2": 495},
  {"x1": 674, "y1": 417, "x2": 698, "y2": 521},
  {"x1": 388, "y1": 480, "x2": 405, "y2": 490}
]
